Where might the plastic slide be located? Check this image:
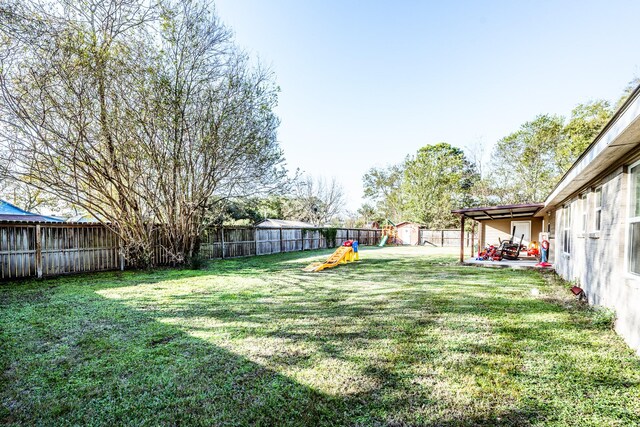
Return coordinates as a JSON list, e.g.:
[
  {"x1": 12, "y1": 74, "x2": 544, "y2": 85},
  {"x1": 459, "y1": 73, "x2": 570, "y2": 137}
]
[
  {"x1": 303, "y1": 246, "x2": 355, "y2": 272},
  {"x1": 378, "y1": 235, "x2": 388, "y2": 247}
]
